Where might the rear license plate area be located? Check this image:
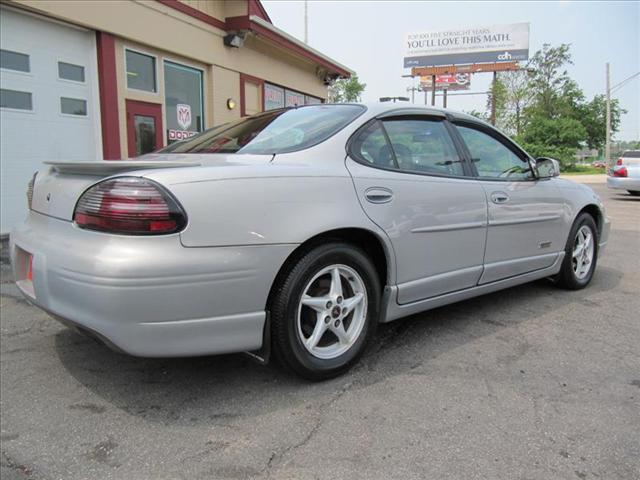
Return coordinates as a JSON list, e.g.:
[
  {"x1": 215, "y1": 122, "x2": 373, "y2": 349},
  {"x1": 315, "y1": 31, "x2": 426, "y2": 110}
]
[{"x1": 15, "y1": 246, "x2": 35, "y2": 299}]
